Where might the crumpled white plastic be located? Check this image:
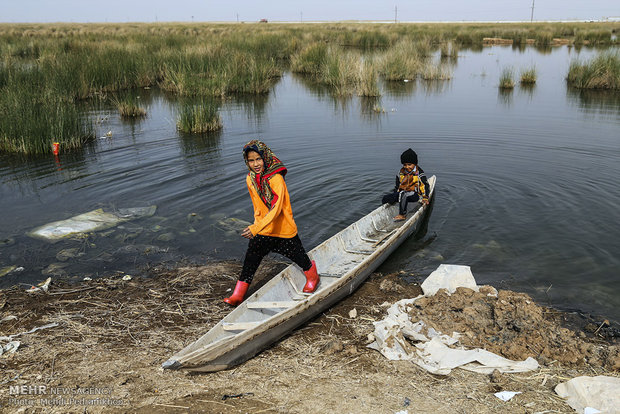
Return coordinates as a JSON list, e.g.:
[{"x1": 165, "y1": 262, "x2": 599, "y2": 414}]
[
  {"x1": 367, "y1": 264, "x2": 539, "y2": 375},
  {"x1": 27, "y1": 206, "x2": 157, "y2": 242},
  {"x1": 494, "y1": 391, "x2": 521, "y2": 402},
  {"x1": 555, "y1": 376, "x2": 620, "y2": 414},
  {"x1": 420, "y1": 264, "x2": 479, "y2": 296}
]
